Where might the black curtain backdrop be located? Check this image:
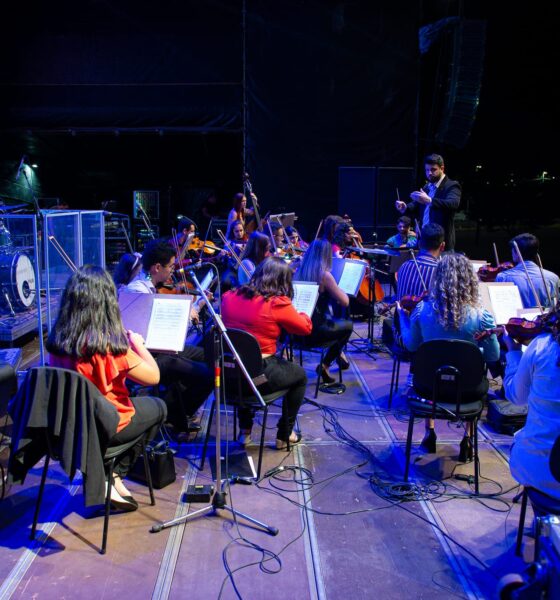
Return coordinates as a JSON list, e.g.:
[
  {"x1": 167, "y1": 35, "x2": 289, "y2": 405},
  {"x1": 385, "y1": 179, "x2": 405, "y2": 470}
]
[{"x1": 0, "y1": 1, "x2": 419, "y2": 234}]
